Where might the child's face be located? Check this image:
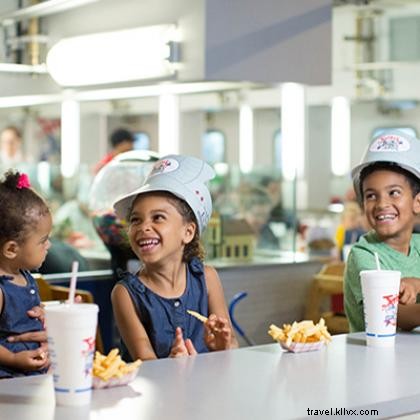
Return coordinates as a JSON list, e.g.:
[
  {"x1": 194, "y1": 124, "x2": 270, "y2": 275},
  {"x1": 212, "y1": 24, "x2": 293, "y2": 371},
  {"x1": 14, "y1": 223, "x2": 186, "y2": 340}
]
[
  {"x1": 18, "y1": 213, "x2": 52, "y2": 270},
  {"x1": 127, "y1": 194, "x2": 195, "y2": 264},
  {"x1": 362, "y1": 170, "x2": 420, "y2": 244}
]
